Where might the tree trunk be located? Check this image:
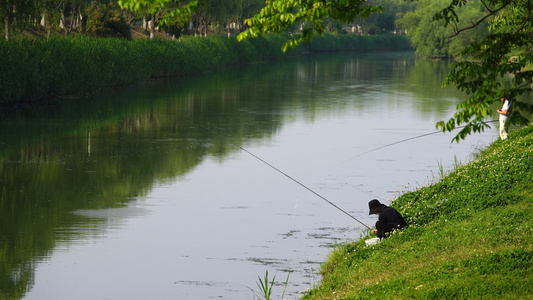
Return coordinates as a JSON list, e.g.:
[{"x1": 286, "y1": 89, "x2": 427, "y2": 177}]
[
  {"x1": 149, "y1": 15, "x2": 155, "y2": 39},
  {"x1": 41, "y1": 4, "x2": 52, "y2": 38},
  {"x1": 81, "y1": 13, "x2": 87, "y2": 34},
  {"x1": 71, "y1": 12, "x2": 78, "y2": 30},
  {"x1": 4, "y1": 11, "x2": 10, "y2": 41},
  {"x1": 59, "y1": 10, "x2": 71, "y2": 35},
  {"x1": 59, "y1": 13, "x2": 65, "y2": 30}
]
